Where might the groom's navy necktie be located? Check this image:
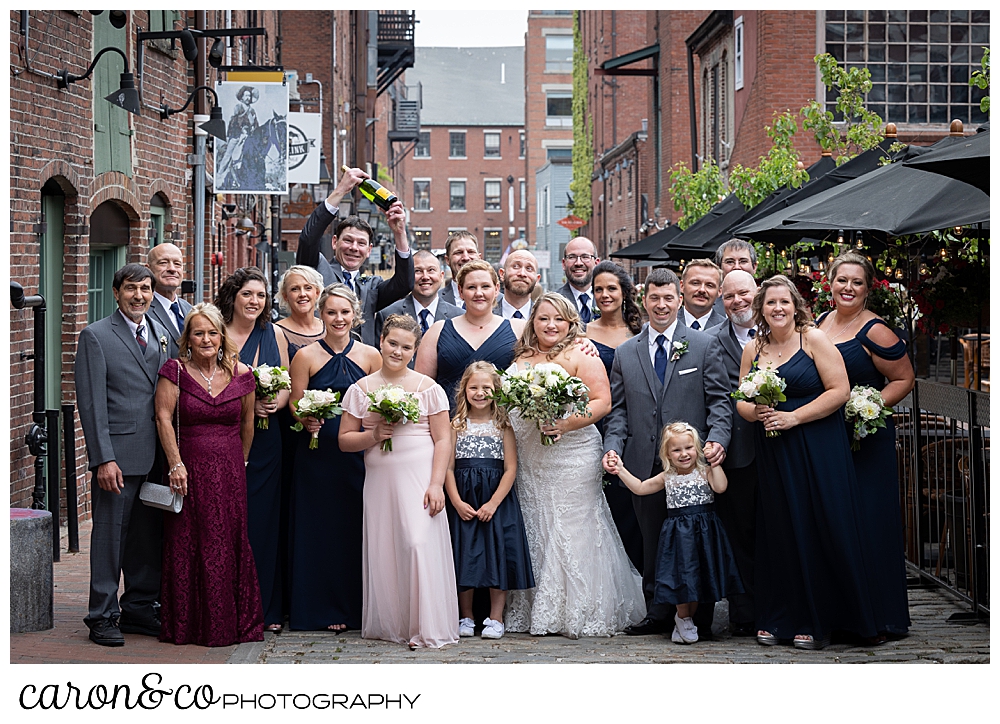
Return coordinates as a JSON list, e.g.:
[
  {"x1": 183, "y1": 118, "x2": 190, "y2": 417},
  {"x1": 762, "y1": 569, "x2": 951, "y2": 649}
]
[
  {"x1": 654, "y1": 334, "x2": 667, "y2": 385},
  {"x1": 579, "y1": 294, "x2": 592, "y2": 324},
  {"x1": 169, "y1": 300, "x2": 185, "y2": 333},
  {"x1": 690, "y1": 319, "x2": 701, "y2": 331},
  {"x1": 419, "y1": 309, "x2": 430, "y2": 333},
  {"x1": 343, "y1": 272, "x2": 354, "y2": 294}
]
